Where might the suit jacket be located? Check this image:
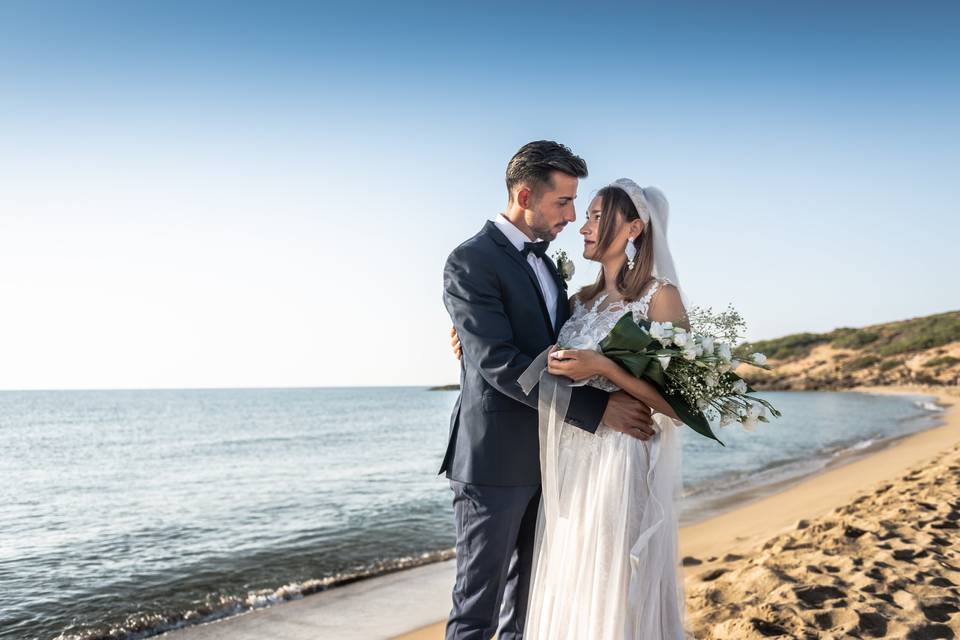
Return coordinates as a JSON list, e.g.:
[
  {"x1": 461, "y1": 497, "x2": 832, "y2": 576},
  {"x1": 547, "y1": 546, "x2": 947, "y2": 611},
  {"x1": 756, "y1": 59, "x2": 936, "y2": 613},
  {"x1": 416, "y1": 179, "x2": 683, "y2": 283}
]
[{"x1": 440, "y1": 220, "x2": 610, "y2": 486}]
